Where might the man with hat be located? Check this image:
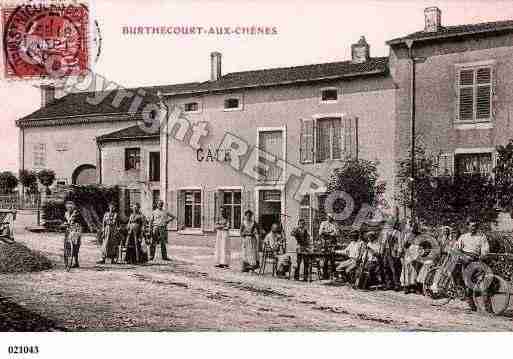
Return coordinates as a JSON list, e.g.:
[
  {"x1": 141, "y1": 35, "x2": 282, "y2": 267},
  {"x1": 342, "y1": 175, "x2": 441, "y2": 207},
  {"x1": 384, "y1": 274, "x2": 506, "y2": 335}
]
[
  {"x1": 380, "y1": 219, "x2": 402, "y2": 290},
  {"x1": 319, "y1": 213, "x2": 339, "y2": 279}
]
